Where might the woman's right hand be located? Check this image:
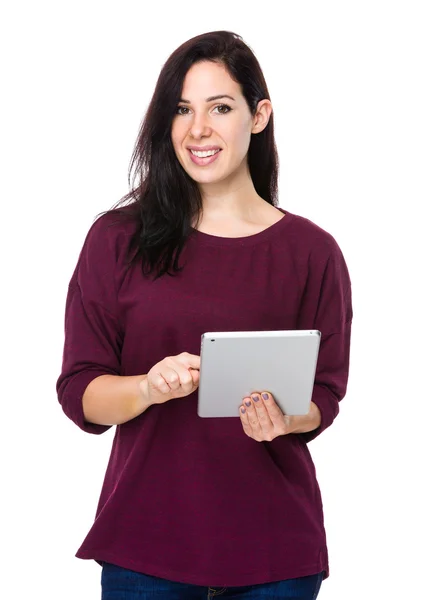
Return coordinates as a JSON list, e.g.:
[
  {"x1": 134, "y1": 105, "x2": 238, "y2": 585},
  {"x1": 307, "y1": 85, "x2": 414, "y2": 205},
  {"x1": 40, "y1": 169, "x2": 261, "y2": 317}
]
[{"x1": 140, "y1": 352, "x2": 201, "y2": 407}]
